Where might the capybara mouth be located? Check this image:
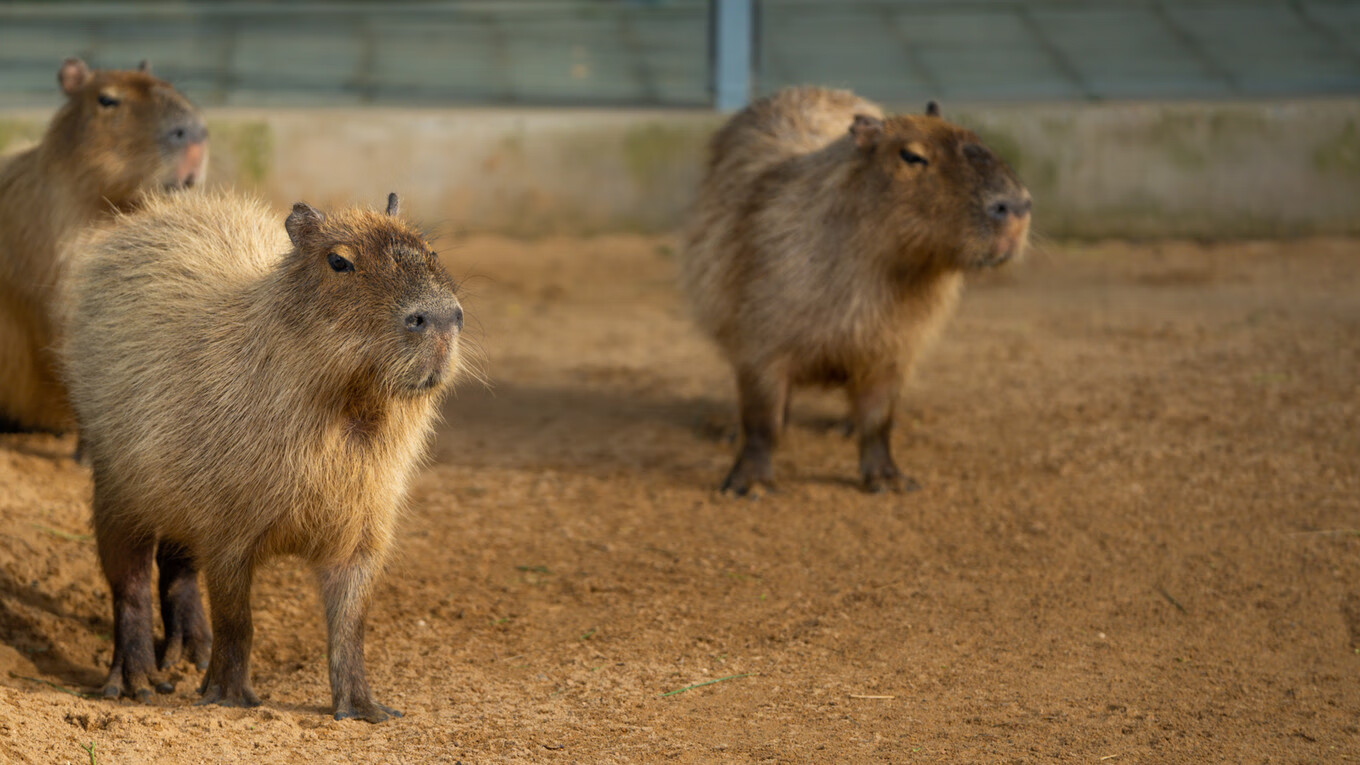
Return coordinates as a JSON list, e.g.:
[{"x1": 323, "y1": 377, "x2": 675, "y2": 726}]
[
  {"x1": 402, "y1": 353, "x2": 454, "y2": 395},
  {"x1": 163, "y1": 176, "x2": 195, "y2": 192}
]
